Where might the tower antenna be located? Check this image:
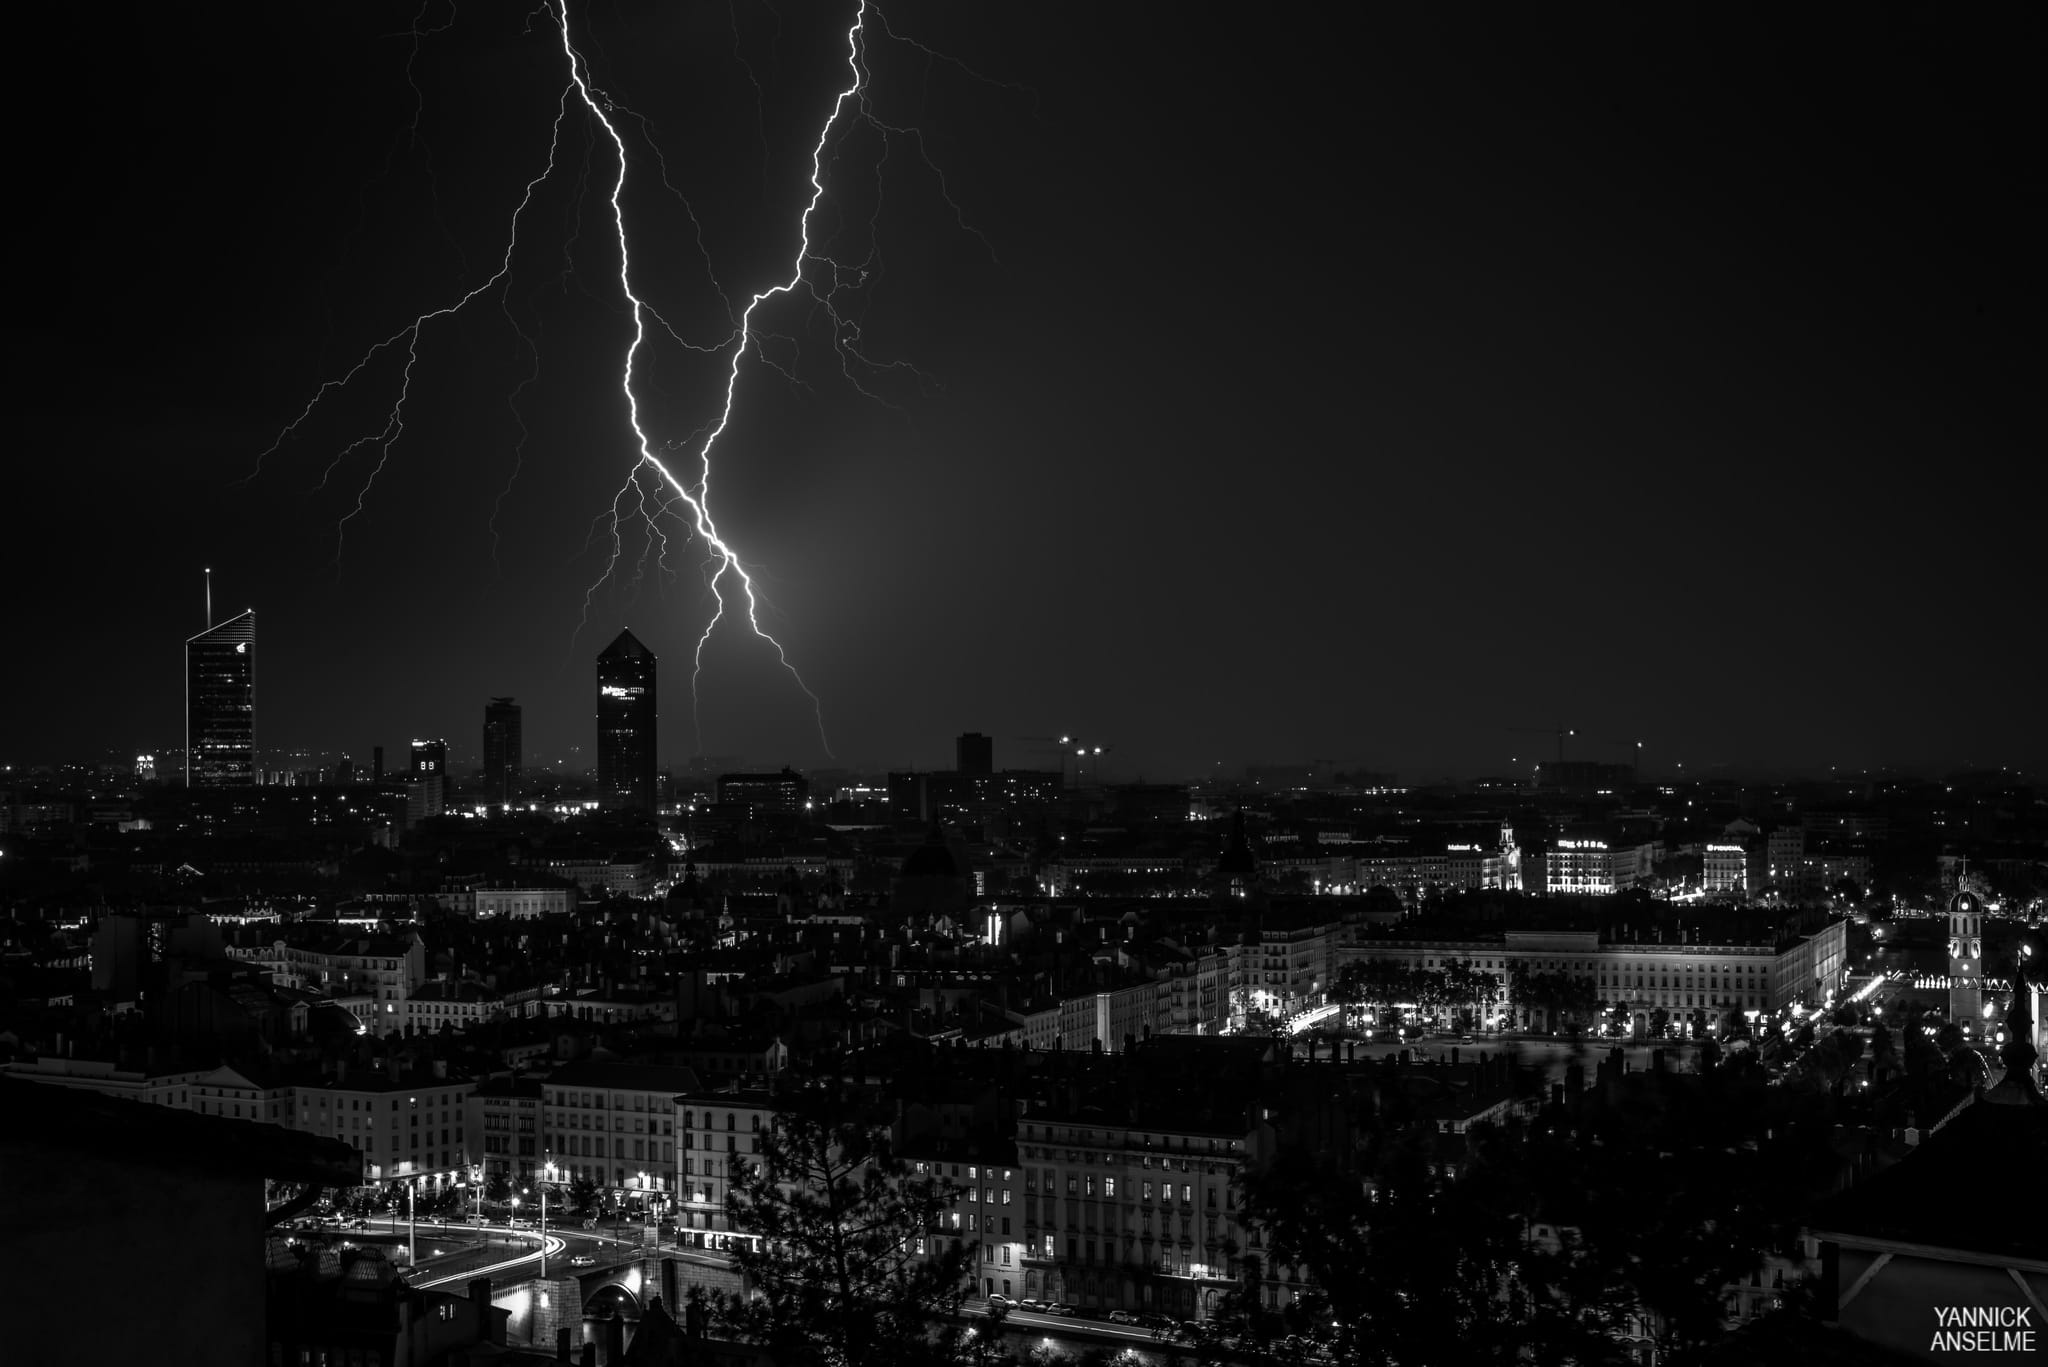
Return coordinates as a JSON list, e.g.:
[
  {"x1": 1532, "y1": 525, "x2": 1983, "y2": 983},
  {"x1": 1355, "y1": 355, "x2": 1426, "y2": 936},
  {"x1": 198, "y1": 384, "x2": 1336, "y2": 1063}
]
[{"x1": 204, "y1": 567, "x2": 213, "y2": 629}]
